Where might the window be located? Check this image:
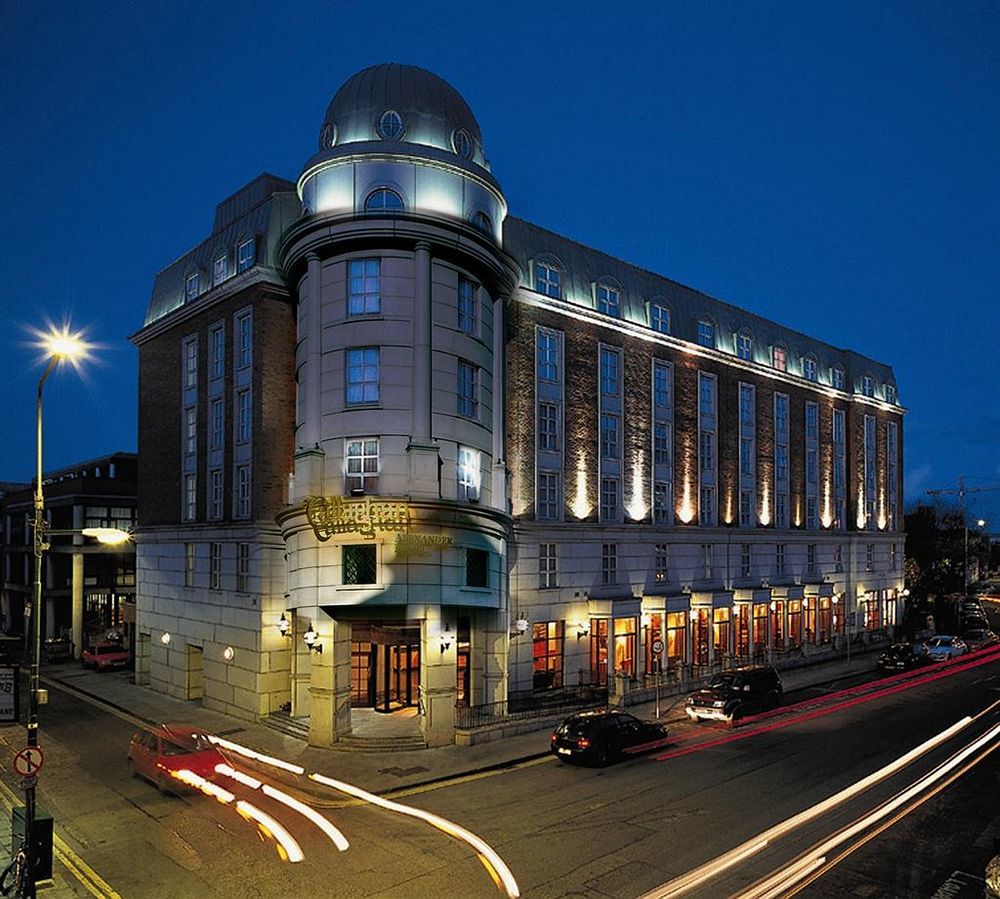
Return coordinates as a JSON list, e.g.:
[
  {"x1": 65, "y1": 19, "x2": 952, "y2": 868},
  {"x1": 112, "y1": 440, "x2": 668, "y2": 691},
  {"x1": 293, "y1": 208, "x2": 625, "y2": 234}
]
[
  {"x1": 653, "y1": 362, "x2": 671, "y2": 407},
  {"x1": 458, "y1": 277, "x2": 478, "y2": 335},
  {"x1": 377, "y1": 109, "x2": 404, "y2": 139},
  {"x1": 185, "y1": 407, "x2": 196, "y2": 454},
  {"x1": 650, "y1": 304, "x2": 670, "y2": 334},
  {"x1": 535, "y1": 262, "x2": 561, "y2": 298},
  {"x1": 806, "y1": 450, "x2": 817, "y2": 485},
  {"x1": 185, "y1": 272, "x2": 200, "y2": 301},
  {"x1": 736, "y1": 332, "x2": 752, "y2": 361},
  {"x1": 452, "y1": 128, "x2": 473, "y2": 159},
  {"x1": 235, "y1": 465, "x2": 251, "y2": 519},
  {"x1": 209, "y1": 469, "x2": 223, "y2": 520},
  {"x1": 364, "y1": 188, "x2": 403, "y2": 211},
  {"x1": 532, "y1": 621, "x2": 564, "y2": 690},
  {"x1": 237, "y1": 543, "x2": 250, "y2": 592},
  {"x1": 697, "y1": 320, "x2": 715, "y2": 348},
  {"x1": 184, "y1": 474, "x2": 196, "y2": 521},
  {"x1": 775, "y1": 394, "x2": 789, "y2": 435},
  {"x1": 539, "y1": 544, "x2": 557, "y2": 589},
  {"x1": 457, "y1": 446, "x2": 480, "y2": 501},
  {"x1": 184, "y1": 338, "x2": 198, "y2": 389},
  {"x1": 861, "y1": 375, "x2": 874, "y2": 397},
  {"x1": 537, "y1": 472, "x2": 559, "y2": 520},
  {"x1": 740, "y1": 438, "x2": 754, "y2": 477},
  {"x1": 602, "y1": 544, "x2": 617, "y2": 586},
  {"x1": 741, "y1": 544, "x2": 752, "y2": 578},
  {"x1": 211, "y1": 326, "x2": 225, "y2": 379},
  {"x1": 772, "y1": 346, "x2": 787, "y2": 372},
  {"x1": 346, "y1": 438, "x2": 379, "y2": 493},
  {"x1": 538, "y1": 403, "x2": 559, "y2": 452},
  {"x1": 210, "y1": 542, "x2": 222, "y2": 590},
  {"x1": 702, "y1": 544, "x2": 713, "y2": 579},
  {"x1": 885, "y1": 384, "x2": 897, "y2": 404},
  {"x1": 776, "y1": 544, "x2": 786, "y2": 575},
  {"x1": 653, "y1": 482, "x2": 670, "y2": 524},
  {"x1": 600, "y1": 477, "x2": 619, "y2": 522},
  {"x1": 654, "y1": 544, "x2": 668, "y2": 582},
  {"x1": 237, "y1": 312, "x2": 252, "y2": 368},
  {"x1": 600, "y1": 413, "x2": 619, "y2": 460},
  {"x1": 803, "y1": 356, "x2": 818, "y2": 382},
  {"x1": 866, "y1": 544, "x2": 875, "y2": 571},
  {"x1": 807, "y1": 544, "x2": 817, "y2": 573},
  {"x1": 806, "y1": 496, "x2": 817, "y2": 530},
  {"x1": 806, "y1": 403, "x2": 818, "y2": 439},
  {"x1": 344, "y1": 545, "x2": 377, "y2": 585},
  {"x1": 740, "y1": 490, "x2": 753, "y2": 528},
  {"x1": 347, "y1": 258, "x2": 380, "y2": 315},
  {"x1": 654, "y1": 422, "x2": 670, "y2": 465},
  {"x1": 211, "y1": 399, "x2": 224, "y2": 449},
  {"x1": 537, "y1": 329, "x2": 560, "y2": 381},
  {"x1": 699, "y1": 373, "x2": 716, "y2": 417},
  {"x1": 237, "y1": 237, "x2": 255, "y2": 272},
  {"x1": 833, "y1": 367, "x2": 845, "y2": 390},
  {"x1": 472, "y1": 211, "x2": 492, "y2": 234},
  {"x1": 237, "y1": 390, "x2": 251, "y2": 444},
  {"x1": 466, "y1": 549, "x2": 489, "y2": 588},
  {"x1": 346, "y1": 348, "x2": 380, "y2": 404},
  {"x1": 597, "y1": 283, "x2": 620, "y2": 317},
  {"x1": 213, "y1": 253, "x2": 228, "y2": 286},
  {"x1": 776, "y1": 493, "x2": 788, "y2": 529},
  {"x1": 457, "y1": 360, "x2": 478, "y2": 417},
  {"x1": 600, "y1": 347, "x2": 620, "y2": 396},
  {"x1": 699, "y1": 431, "x2": 715, "y2": 472},
  {"x1": 184, "y1": 543, "x2": 196, "y2": 587},
  {"x1": 699, "y1": 486, "x2": 715, "y2": 527}
]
